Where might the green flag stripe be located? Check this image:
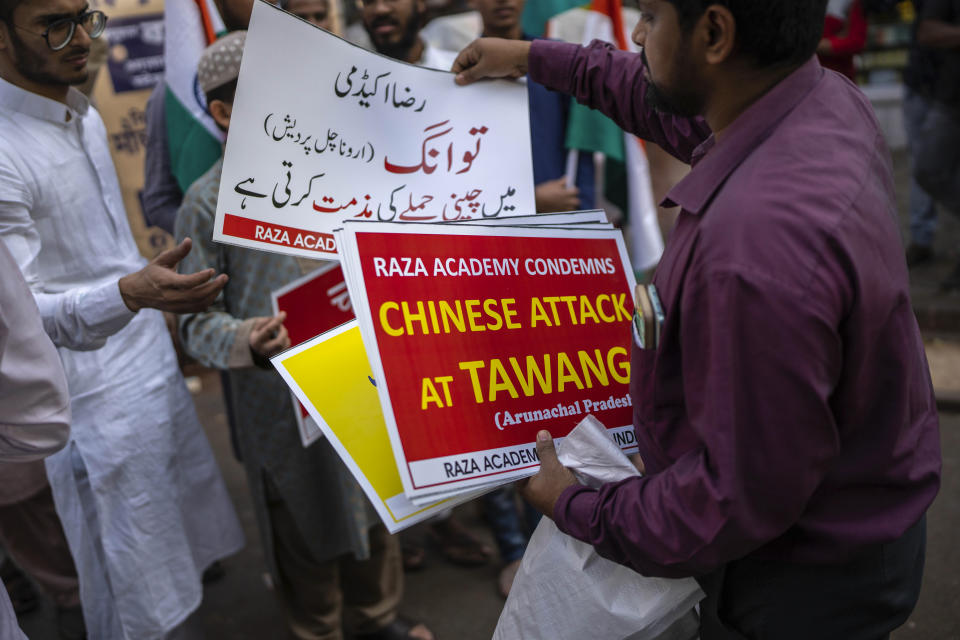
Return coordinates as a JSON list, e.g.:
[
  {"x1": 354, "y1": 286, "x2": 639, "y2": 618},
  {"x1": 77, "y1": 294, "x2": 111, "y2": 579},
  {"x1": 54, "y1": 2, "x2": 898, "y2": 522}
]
[
  {"x1": 165, "y1": 87, "x2": 222, "y2": 192},
  {"x1": 521, "y1": 0, "x2": 589, "y2": 37},
  {"x1": 565, "y1": 101, "x2": 625, "y2": 162}
]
